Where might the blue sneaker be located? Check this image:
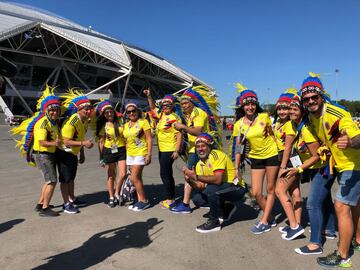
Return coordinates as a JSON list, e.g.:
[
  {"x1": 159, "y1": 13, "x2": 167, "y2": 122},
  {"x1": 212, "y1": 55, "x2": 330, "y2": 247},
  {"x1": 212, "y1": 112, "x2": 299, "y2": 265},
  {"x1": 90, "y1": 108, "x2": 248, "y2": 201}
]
[
  {"x1": 131, "y1": 201, "x2": 150, "y2": 212},
  {"x1": 269, "y1": 218, "x2": 277, "y2": 227},
  {"x1": 279, "y1": 225, "x2": 290, "y2": 234},
  {"x1": 63, "y1": 203, "x2": 79, "y2": 214},
  {"x1": 251, "y1": 222, "x2": 271, "y2": 234},
  {"x1": 170, "y1": 202, "x2": 192, "y2": 214},
  {"x1": 281, "y1": 225, "x2": 305, "y2": 240}
]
